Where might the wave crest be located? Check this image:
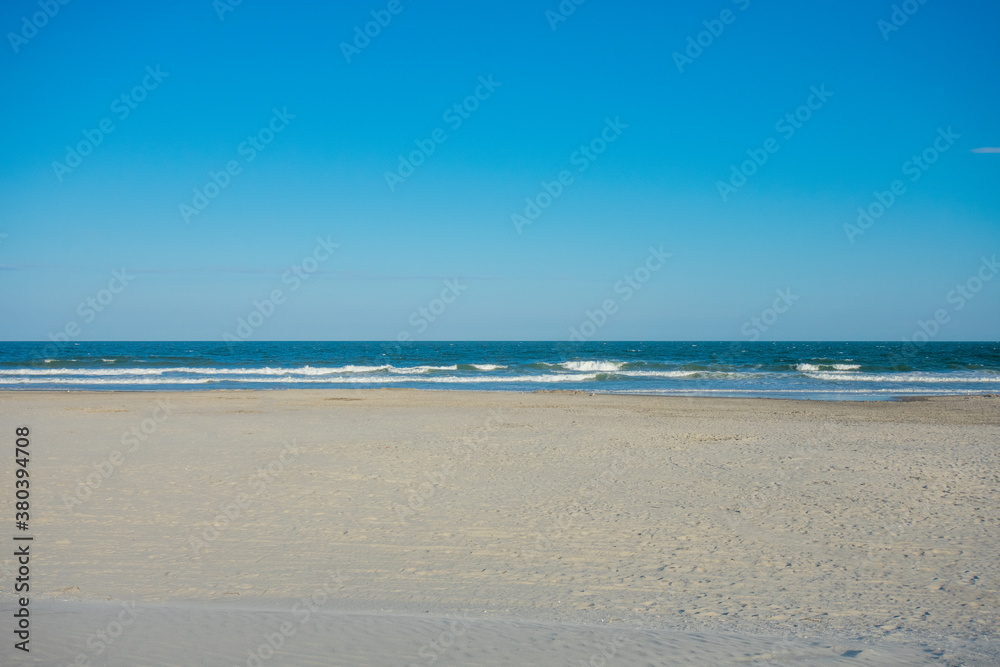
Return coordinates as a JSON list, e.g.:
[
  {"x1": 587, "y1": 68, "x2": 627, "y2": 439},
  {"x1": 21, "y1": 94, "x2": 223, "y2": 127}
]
[{"x1": 561, "y1": 361, "x2": 624, "y2": 372}]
